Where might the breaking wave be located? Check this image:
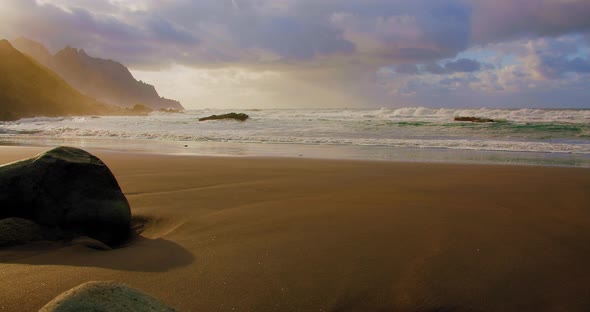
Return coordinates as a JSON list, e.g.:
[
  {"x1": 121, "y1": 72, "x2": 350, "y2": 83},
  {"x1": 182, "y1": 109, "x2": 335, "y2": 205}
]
[{"x1": 1, "y1": 108, "x2": 589, "y2": 154}]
